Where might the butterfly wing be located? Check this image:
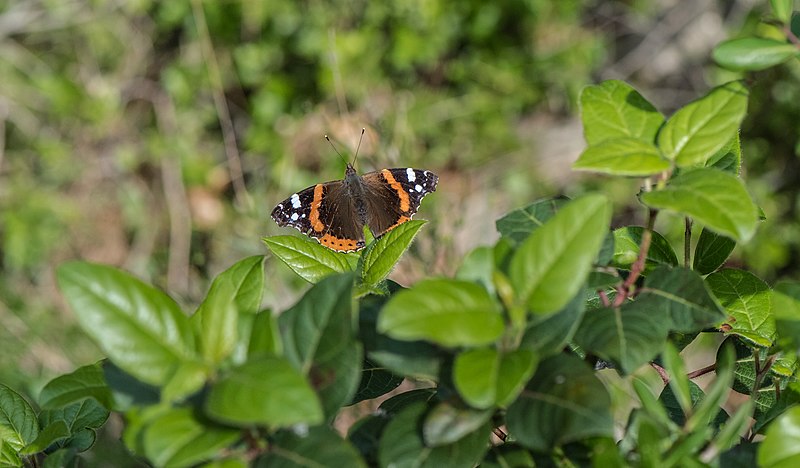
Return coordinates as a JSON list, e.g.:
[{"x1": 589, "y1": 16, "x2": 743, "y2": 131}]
[
  {"x1": 271, "y1": 181, "x2": 366, "y2": 252},
  {"x1": 360, "y1": 168, "x2": 439, "y2": 237}
]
